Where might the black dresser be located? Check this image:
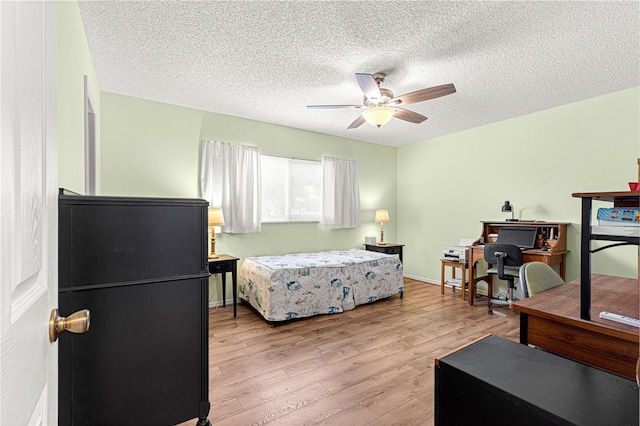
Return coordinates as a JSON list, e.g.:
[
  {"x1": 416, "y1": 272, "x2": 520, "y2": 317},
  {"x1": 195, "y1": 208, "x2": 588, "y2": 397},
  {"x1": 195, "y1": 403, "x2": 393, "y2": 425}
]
[{"x1": 58, "y1": 195, "x2": 211, "y2": 426}]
